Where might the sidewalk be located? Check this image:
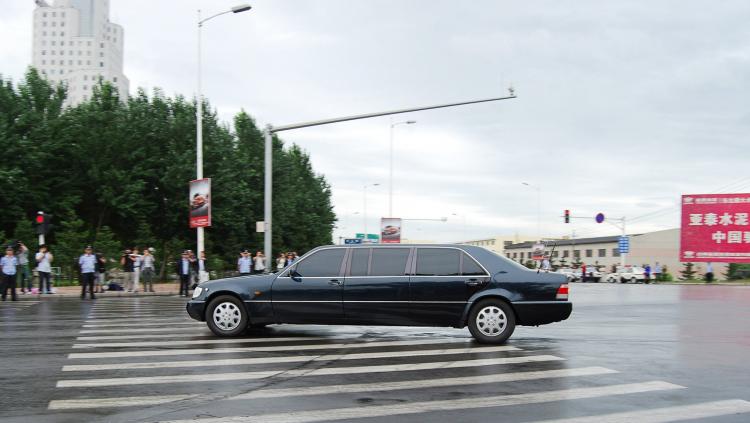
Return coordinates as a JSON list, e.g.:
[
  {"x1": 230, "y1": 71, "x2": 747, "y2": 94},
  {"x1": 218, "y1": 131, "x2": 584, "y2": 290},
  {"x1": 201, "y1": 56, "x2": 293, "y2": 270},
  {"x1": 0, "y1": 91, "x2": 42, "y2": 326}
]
[{"x1": 11, "y1": 282, "x2": 186, "y2": 300}]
